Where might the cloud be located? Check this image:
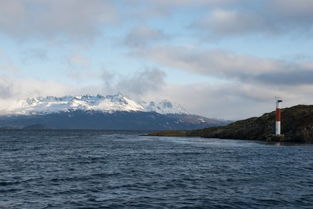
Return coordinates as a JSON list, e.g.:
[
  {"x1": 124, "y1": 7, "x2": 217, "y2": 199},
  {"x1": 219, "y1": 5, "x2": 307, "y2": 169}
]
[
  {"x1": 0, "y1": 76, "x2": 76, "y2": 114},
  {"x1": 142, "y1": 0, "x2": 236, "y2": 6},
  {"x1": 0, "y1": 75, "x2": 74, "y2": 100},
  {"x1": 136, "y1": 45, "x2": 313, "y2": 86},
  {"x1": 125, "y1": 25, "x2": 168, "y2": 47},
  {"x1": 124, "y1": 0, "x2": 240, "y2": 19},
  {"x1": 101, "y1": 68, "x2": 166, "y2": 98},
  {"x1": 101, "y1": 69, "x2": 116, "y2": 89},
  {"x1": 1, "y1": 65, "x2": 313, "y2": 120},
  {"x1": 193, "y1": 0, "x2": 313, "y2": 38},
  {"x1": 256, "y1": 68, "x2": 313, "y2": 85},
  {"x1": 270, "y1": 0, "x2": 313, "y2": 17},
  {"x1": 0, "y1": 0, "x2": 117, "y2": 41},
  {"x1": 1, "y1": 0, "x2": 313, "y2": 120},
  {"x1": 154, "y1": 83, "x2": 276, "y2": 119},
  {"x1": 194, "y1": 9, "x2": 268, "y2": 37},
  {"x1": 144, "y1": 79, "x2": 313, "y2": 120},
  {"x1": 0, "y1": 67, "x2": 279, "y2": 119},
  {"x1": 116, "y1": 68, "x2": 165, "y2": 96},
  {"x1": 1, "y1": 0, "x2": 312, "y2": 42},
  {"x1": 129, "y1": 0, "x2": 238, "y2": 10}
]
